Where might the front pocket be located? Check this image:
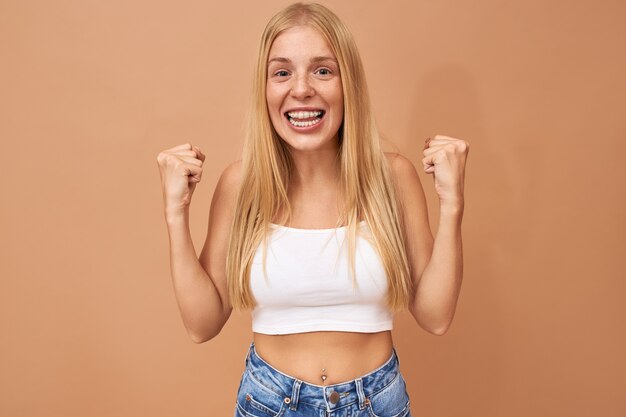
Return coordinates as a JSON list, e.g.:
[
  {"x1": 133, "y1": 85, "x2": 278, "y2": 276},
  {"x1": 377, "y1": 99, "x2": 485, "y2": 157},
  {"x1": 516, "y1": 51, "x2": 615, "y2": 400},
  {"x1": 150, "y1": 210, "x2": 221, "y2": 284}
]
[
  {"x1": 240, "y1": 392, "x2": 286, "y2": 417},
  {"x1": 366, "y1": 372, "x2": 411, "y2": 417},
  {"x1": 367, "y1": 398, "x2": 410, "y2": 417},
  {"x1": 235, "y1": 370, "x2": 287, "y2": 417}
]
